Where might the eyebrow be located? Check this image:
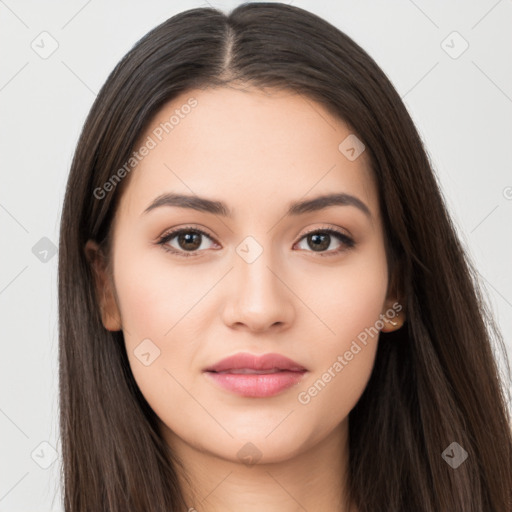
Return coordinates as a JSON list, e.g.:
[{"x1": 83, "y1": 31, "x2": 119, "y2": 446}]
[{"x1": 141, "y1": 192, "x2": 372, "y2": 219}]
